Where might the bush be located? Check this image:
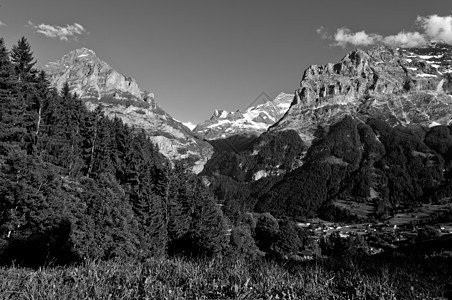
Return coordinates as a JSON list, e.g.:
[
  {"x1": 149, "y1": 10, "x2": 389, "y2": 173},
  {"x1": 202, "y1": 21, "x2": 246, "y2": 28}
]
[
  {"x1": 229, "y1": 226, "x2": 264, "y2": 260},
  {"x1": 254, "y1": 213, "x2": 279, "y2": 253},
  {"x1": 320, "y1": 232, "x2": 369, "y2": 257}
]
